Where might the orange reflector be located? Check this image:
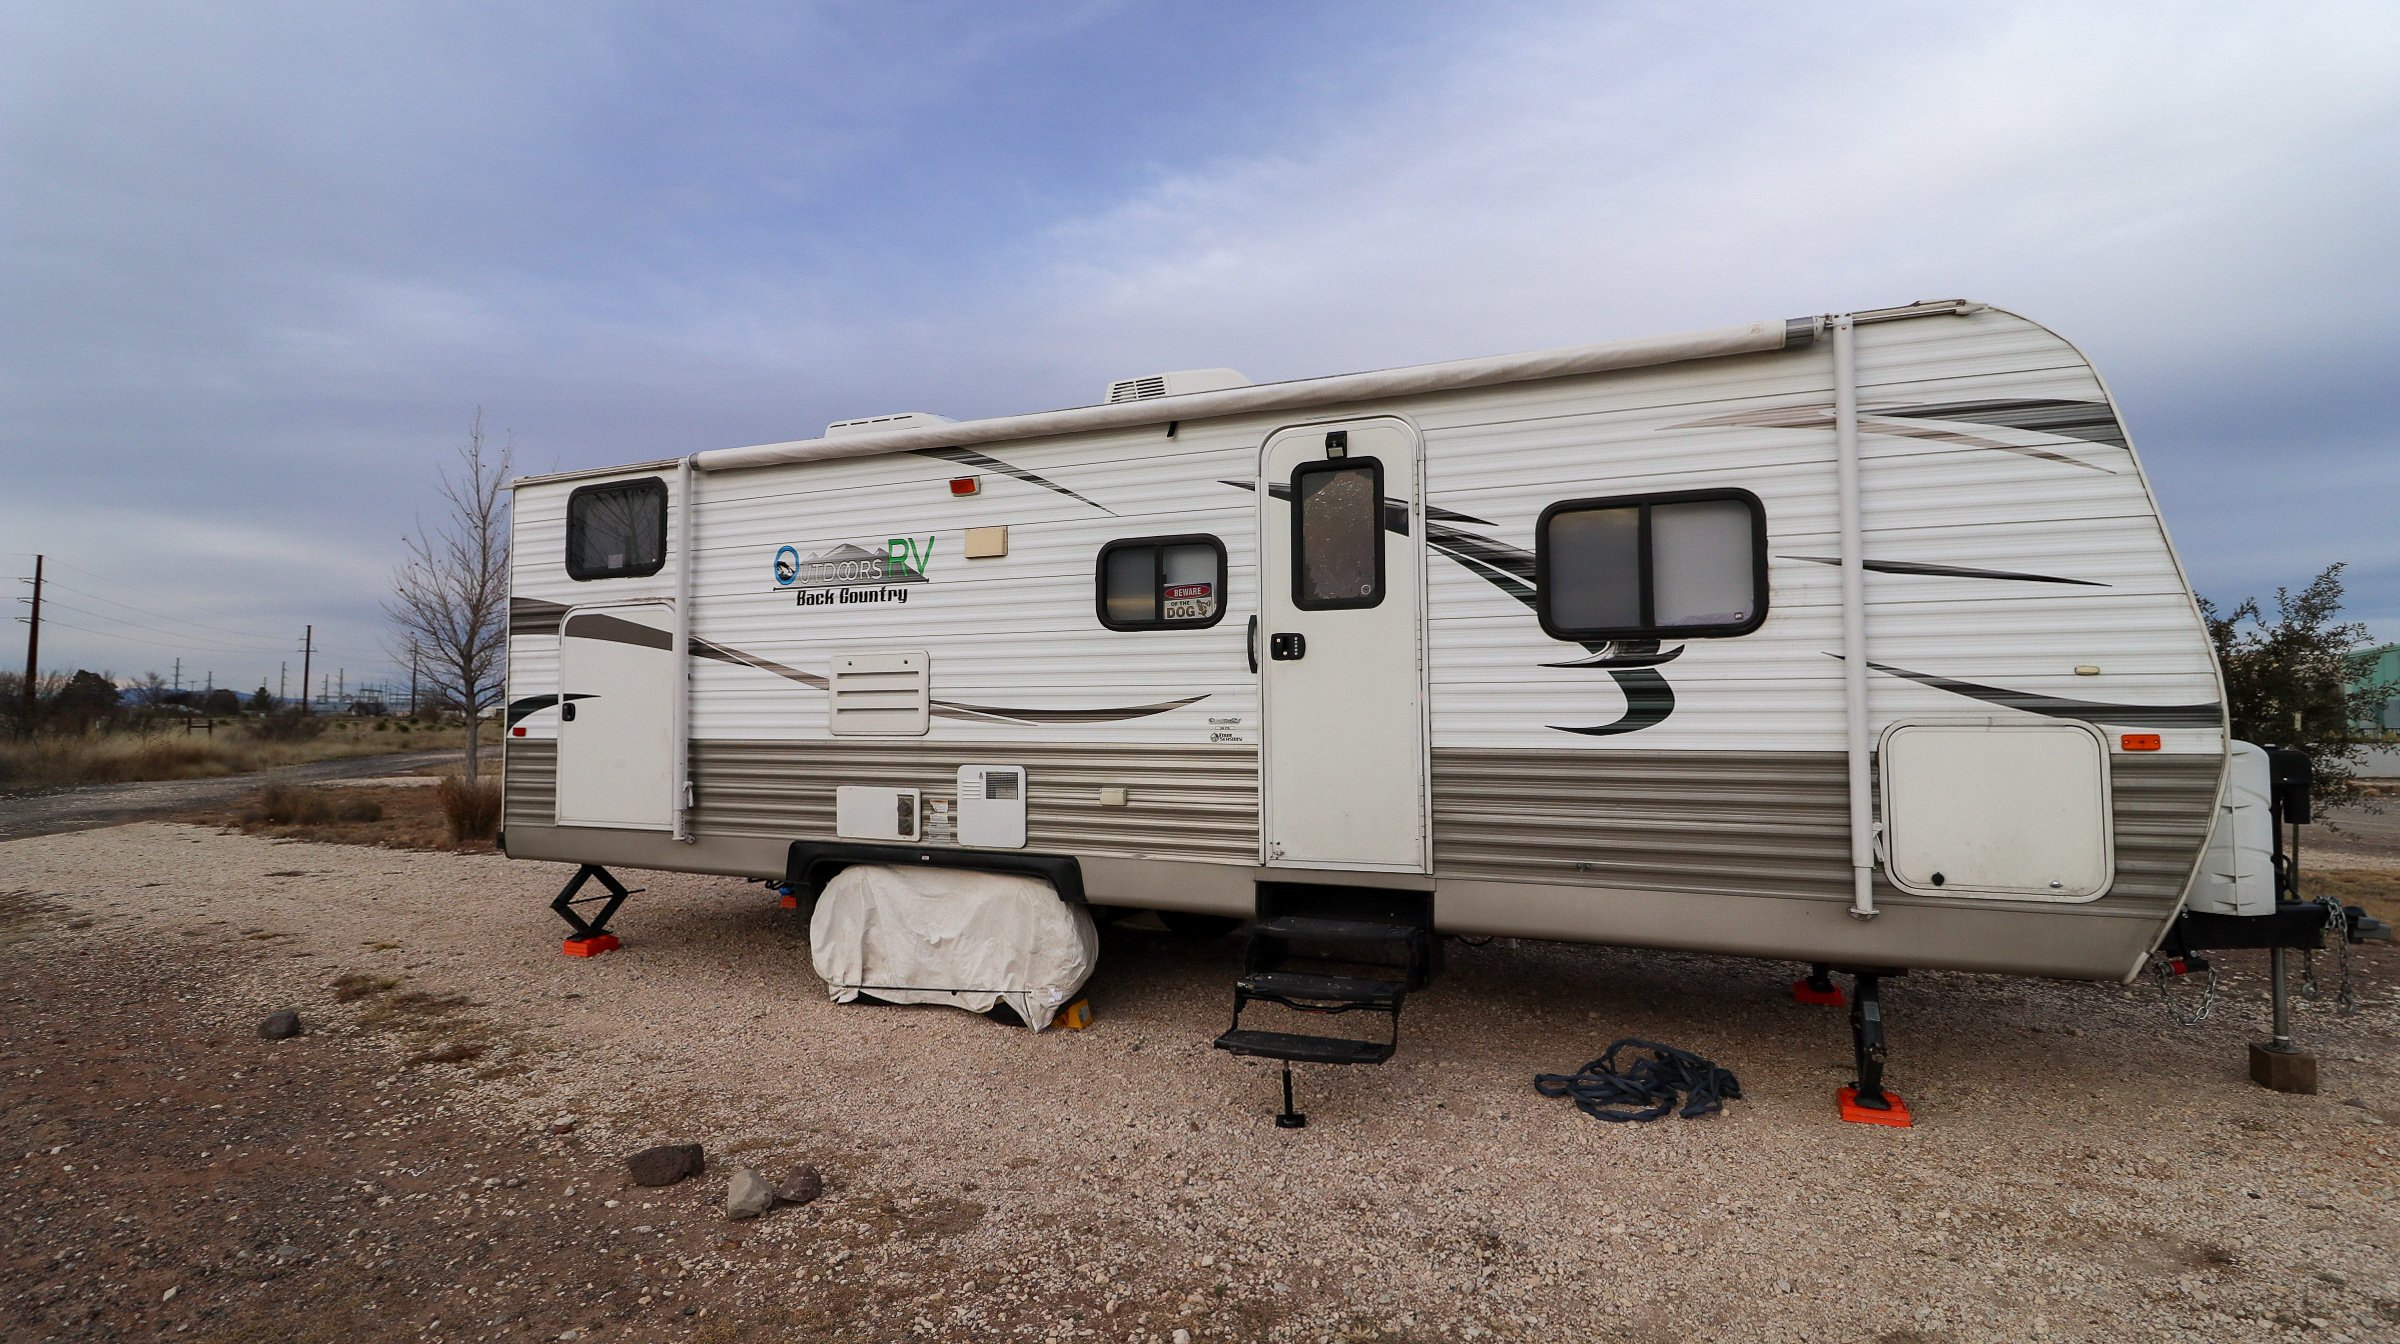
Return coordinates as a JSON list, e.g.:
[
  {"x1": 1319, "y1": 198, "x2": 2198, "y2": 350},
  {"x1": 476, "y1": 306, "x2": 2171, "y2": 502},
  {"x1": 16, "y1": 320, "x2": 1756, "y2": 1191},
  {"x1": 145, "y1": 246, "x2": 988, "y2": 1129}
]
[
  {"x1": 949, "y1": 476, "x2": 979, "y2": 496},
  {"x1": 2121, "y1": 734, "x2": 2162, "y2": 752}
]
